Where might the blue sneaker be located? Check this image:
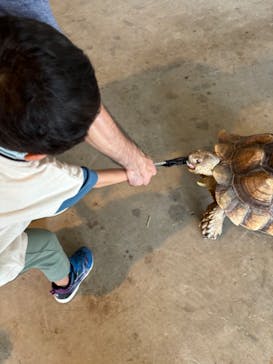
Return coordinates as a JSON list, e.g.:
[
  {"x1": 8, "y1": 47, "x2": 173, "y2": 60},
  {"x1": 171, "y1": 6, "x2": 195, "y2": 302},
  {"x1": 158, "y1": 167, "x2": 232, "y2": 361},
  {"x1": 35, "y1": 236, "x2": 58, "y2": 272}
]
[{"x1": 51, "y1": 247, "x2": 93, "y2": 303}]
